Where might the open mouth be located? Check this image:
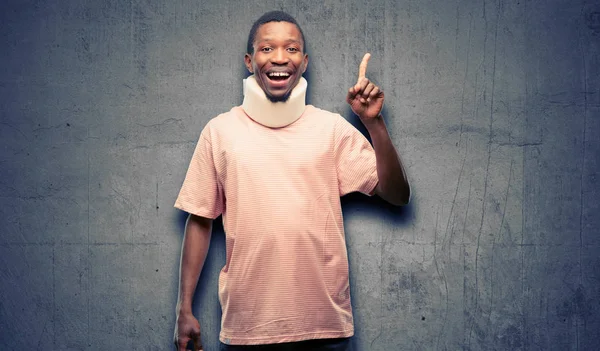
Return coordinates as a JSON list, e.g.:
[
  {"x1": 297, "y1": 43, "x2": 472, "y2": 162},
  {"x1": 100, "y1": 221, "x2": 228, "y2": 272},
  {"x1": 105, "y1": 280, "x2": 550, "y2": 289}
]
[{"x1": 266, "y1": 72, "x2": 291, "y2": 83}]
